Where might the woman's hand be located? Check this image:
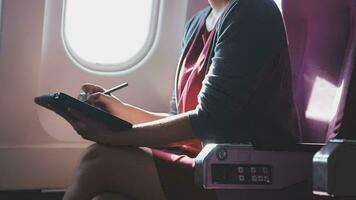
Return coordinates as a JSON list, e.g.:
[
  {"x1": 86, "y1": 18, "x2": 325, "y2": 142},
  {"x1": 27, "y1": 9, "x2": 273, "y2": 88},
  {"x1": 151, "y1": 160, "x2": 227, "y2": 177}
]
[
  {"x1": 80, "y1": 83, "x2": 172, "y2": 124},
  {"x1": 66, "y1": 108, "x2": 121, "y2": 145},
  {"x1": 81, "y1": 83, "x2": 126, "y2": 118}
]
